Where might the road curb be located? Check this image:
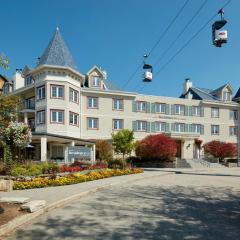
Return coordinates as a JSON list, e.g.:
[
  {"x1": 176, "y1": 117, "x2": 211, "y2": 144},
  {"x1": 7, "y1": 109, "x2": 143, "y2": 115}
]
[{"x1": 0, "y1": 171, "x2": 171, "y2": 237}]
